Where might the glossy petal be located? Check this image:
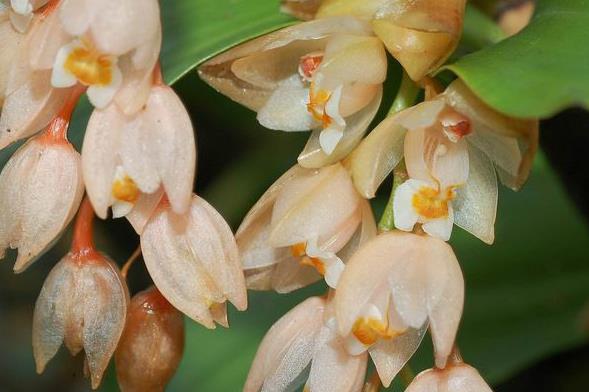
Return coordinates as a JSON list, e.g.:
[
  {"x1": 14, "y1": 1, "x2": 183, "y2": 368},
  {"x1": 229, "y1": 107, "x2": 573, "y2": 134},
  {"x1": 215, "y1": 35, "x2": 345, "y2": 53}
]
[
  {"x1": 406, "y1": 364, "x2": 493, "y2": 392},
  {"x1": 270, "y1": 163, "x2": 361, "y2": 247},
  {"x1": 125, "y1": 189, "x2": 164, "y2": 235},
  {"x1": 115, "y1": 286, "x2": 184, "y2": 392},
  {"x1": 244, "y1": 297, "x2": 326, "y2": 392},
  {"x1": 33, "y1": 252, "x2": 129, "y2": 389},
  {"x1": 349, "y1": 114, "x2": 407, "y2": 198},
  {"x1": 141, "y1": 196, "x2": 247, "y2": 329},
  {"x1": 0, "y1": 138, "x2": 84, "y2": 272},
  {"x1": 453, "y1": 146, "x2": 497, "y2": 244}
]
